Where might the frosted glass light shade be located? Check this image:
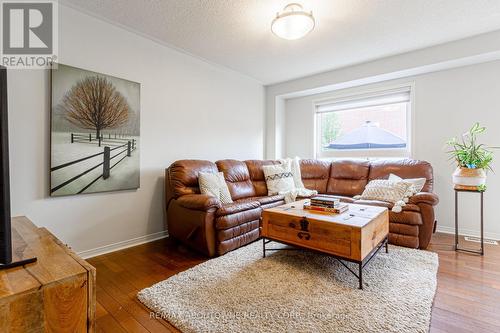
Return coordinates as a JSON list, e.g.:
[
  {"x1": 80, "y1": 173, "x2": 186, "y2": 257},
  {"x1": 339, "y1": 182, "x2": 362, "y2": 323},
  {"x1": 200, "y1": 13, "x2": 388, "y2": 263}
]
[{"x1": 271, "y1": 3, "x2": 315, "y2": 40}]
